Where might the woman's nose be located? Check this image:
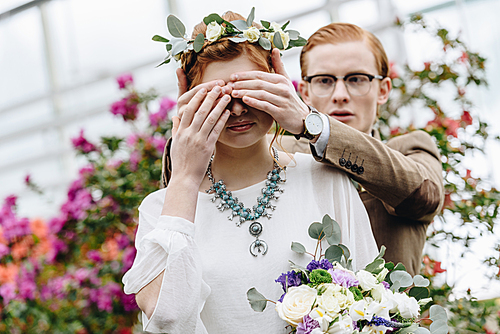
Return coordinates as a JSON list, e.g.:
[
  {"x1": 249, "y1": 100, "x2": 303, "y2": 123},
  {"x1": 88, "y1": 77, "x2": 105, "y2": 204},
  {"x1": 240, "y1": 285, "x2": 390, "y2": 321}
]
[{"x1": 228, "y1": 99, "x2": 248, "y2": 116}]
